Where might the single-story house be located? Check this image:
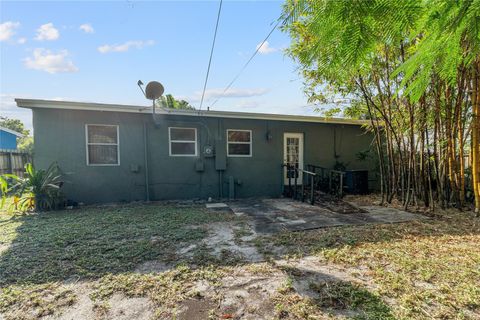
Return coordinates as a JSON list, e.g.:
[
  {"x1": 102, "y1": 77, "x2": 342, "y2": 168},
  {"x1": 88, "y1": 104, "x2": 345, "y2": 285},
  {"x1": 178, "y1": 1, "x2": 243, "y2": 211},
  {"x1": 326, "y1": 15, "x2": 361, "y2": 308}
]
[
  {"x1": 0, "y1": 126, "x2": 24, "y2": 151},
  {"x1": 16, "y1": 98, "x2": 375, "y2": 204}
]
